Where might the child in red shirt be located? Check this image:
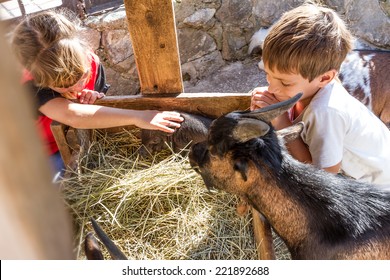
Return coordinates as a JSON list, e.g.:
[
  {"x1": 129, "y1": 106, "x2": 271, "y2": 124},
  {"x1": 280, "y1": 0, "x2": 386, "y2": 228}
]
[{"x1": 12, "y1": 10, "x2": 183, "y2": 178}]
